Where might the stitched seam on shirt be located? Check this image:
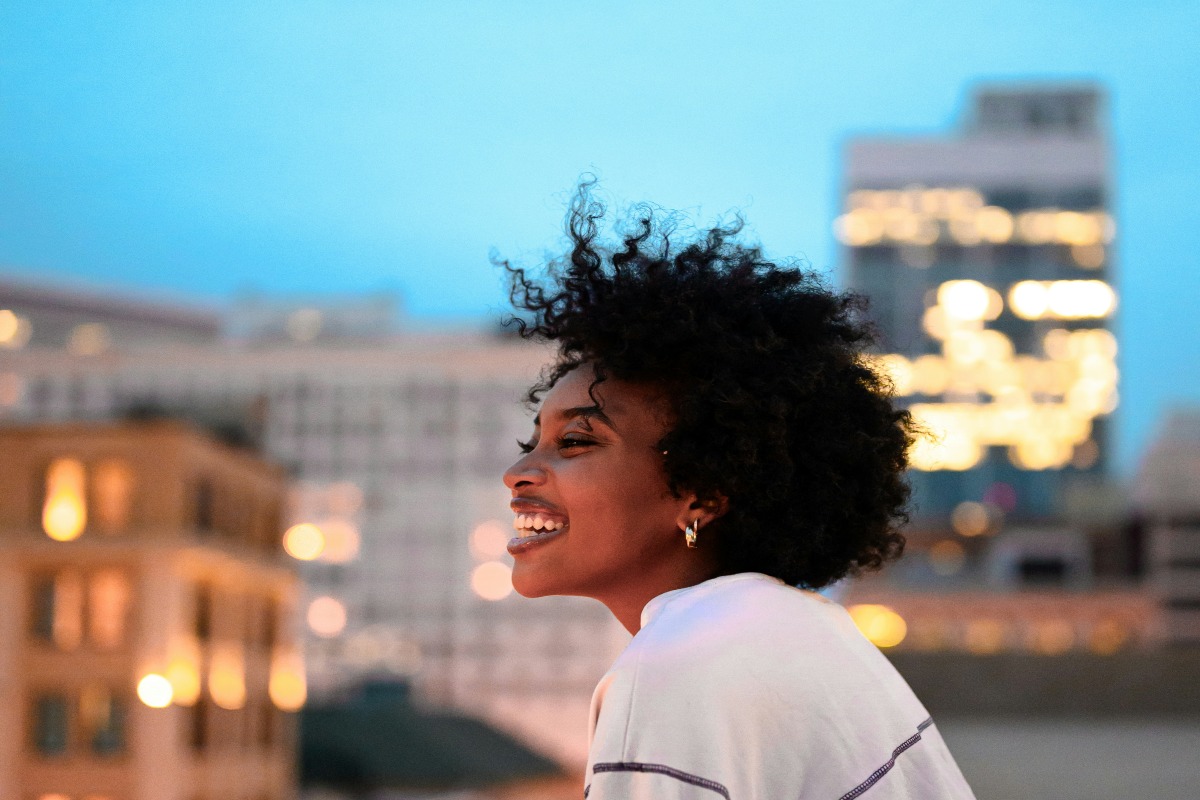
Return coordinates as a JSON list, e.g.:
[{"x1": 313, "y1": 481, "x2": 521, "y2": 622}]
[
  {"x1": 834, "y1": 717, "x2": 935, "y2": 800},
  {"x1": 593, "y1": 761, "x2": 732, "y2": 799}
]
